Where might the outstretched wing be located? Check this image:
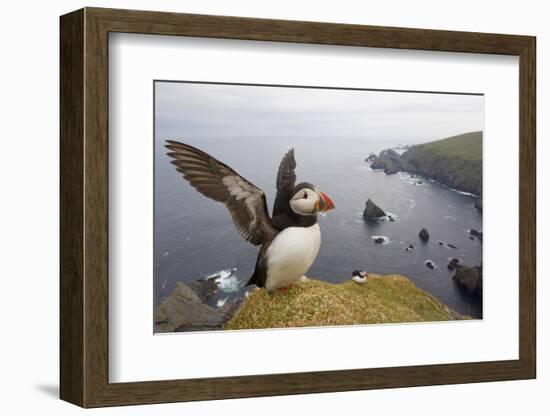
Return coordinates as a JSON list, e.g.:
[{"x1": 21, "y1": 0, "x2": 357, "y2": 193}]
[
  {"x1": 165, "y1": 140, "x2": 278, "y2": 246},
  {"x1": 272, "y1": 148, "x2": 297, "y2": 217}
]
